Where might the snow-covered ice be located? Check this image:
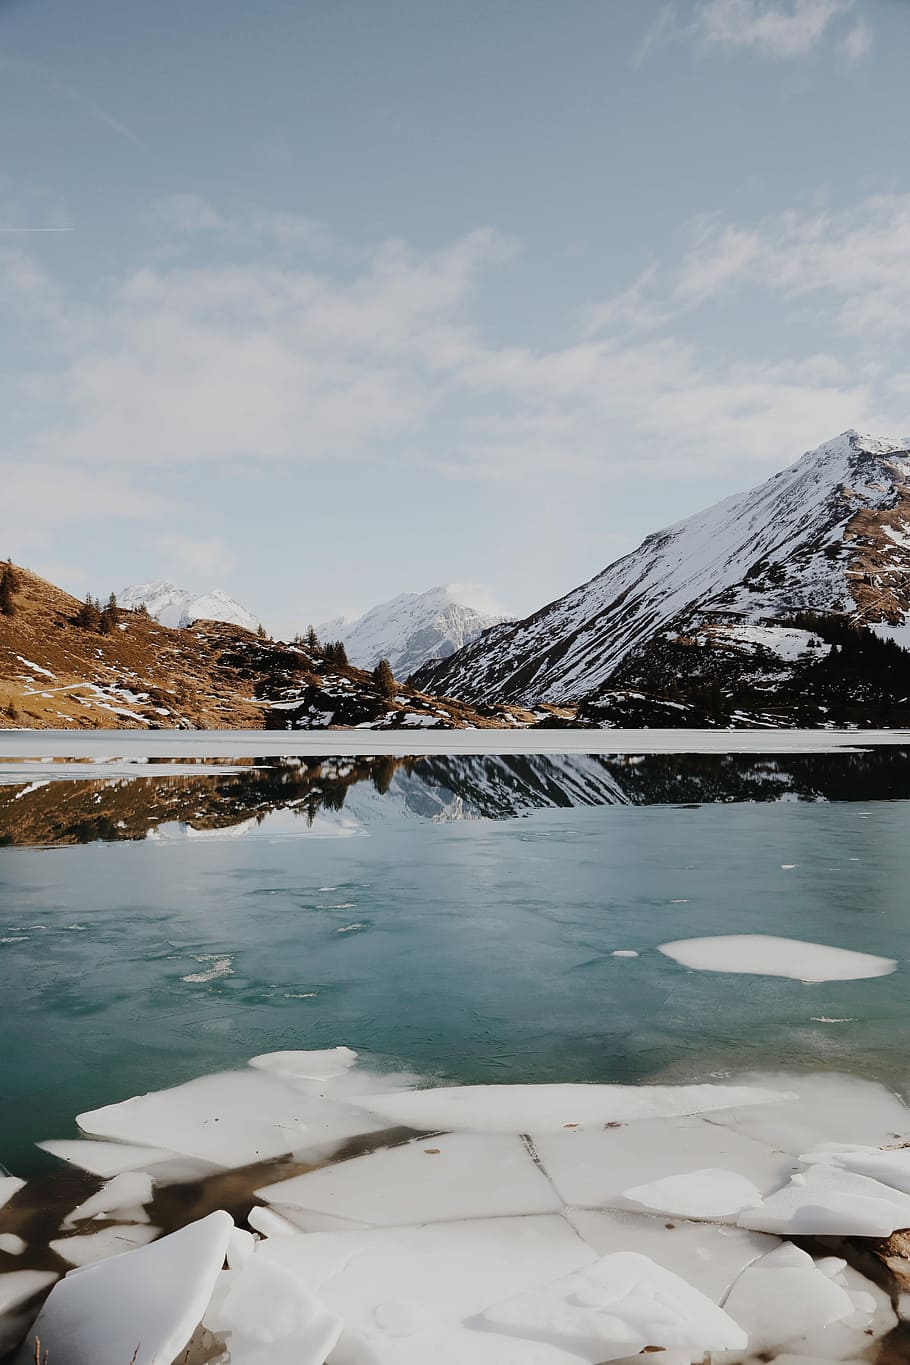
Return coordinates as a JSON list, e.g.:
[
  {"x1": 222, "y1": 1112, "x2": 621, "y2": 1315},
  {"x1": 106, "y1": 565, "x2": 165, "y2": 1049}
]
[
  {"x1": 49, "y1": 1224, "x2": 160, "y2": 1267},
  {"x1": 350, "y1": 1081, "x2": 795, "y2": 1133},
  {"x1": 255, "y1": 1132, "x2": 562, "y2": 1226},
  {"x1": 720, "y1": 1243, "x2": 854, "y2": 1355},
  {"x1": 708, "y1": 1071, "x2": 910, "y2": 1154},
  {"x1": 800, "y1": 1142, "x2": 910, "y2": 1194},
  {"x1": 62, "y1": 1171, "x2": 154, "y2": 1227},
  {"x1": 658, "y1": 934, "x2": 897, "y2": 982},
  {"x1": 479, "y1": 1250, "x2": 747, "y2": 1360},
  {"x1": 16, "y1": 1210, "x2": 232, "y2": 1365}
]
